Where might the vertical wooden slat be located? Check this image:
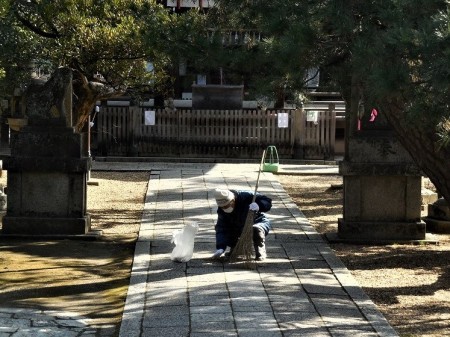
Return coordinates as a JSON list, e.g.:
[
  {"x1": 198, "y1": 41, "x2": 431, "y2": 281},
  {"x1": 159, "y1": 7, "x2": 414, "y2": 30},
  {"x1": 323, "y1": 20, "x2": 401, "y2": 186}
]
[
  {"x1": 120, "y1": 107, "x2": 125, "y2": 154},
  {"x1": 118, "y1": 106, "x2": 123, "y2": 155},
  {"x1": 266, "y1": 109, "x2": 271, "y2": 145},
  {"x1": 108, "y1": 107, "x2": 113, "y2": 152},
  {"x1": 259, "y1": 110, "x2": 266, "y2": 145},
  {"x1": 276, "y1": 110, "x2": 282, "y2": 146},
  {"x1": 142, "y1": 108, "x2": 147, "y2": 155},
  {"x1": 181, "y1": 108, "x2": 186, "y2": 142},
  {"x1": 119, "y1": 106, "x2": 125, "y2": 154},
  {"x1": 225, "y1": 109, "x2": 229, "y2": 145},
  {"x1": 296, "y1": 108, "x2": 302, "y2": 154},
  {"x1": 246, "y1": 109, "x2": 251, "y2": 146},
  {"x1": 305, "y1": 110, "x2": 310, "y2": 147},
  {"x1": 329, "y1": 103, "x2": 336, "y2": 159},
  {"x1": 114, "y1": 107, "x2": 119, "y2": 153},
  {"x1": 111, "y1": 107, "x2": 116, "y2": 154},
  {"x1": 192, "y1": 108, "x2": 197, "y2": 145},
  {"x1": 156, "y1": 108, "x2": 161, "y2": 141},
  {"x1": 289, "y1": 110, "x2": 295, "y2": 154},
  {"x1": 163, "y1": 109, "x2": 170, "y2": 141},
  {"x1": 270, "y1": 110, "x2": 276, "y2": 144},
  {"x1": 215, "y1": 109, "x2": 220, "y2": 144},
  {"x1": 203, "y1": 109, "x2": 207, "y2": 144},
  {"x1": 321, "y1": 109, "x2": 326, "y2": 151},
  {"x1": 223, "y1": 109, "x2": 228, "y2": 145},
  {"x1": 299, "y1": 108, "x2": 305, "y2": 148},
  {"x1": 108, "y1": 106, "x2": 113, "y2": 151},
  {"x1": 234, "y1": 110, "x2": 239, "y2": 145},
  {"x1": 97, "y1": 105, "x2": 105, "y2": 152}
]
